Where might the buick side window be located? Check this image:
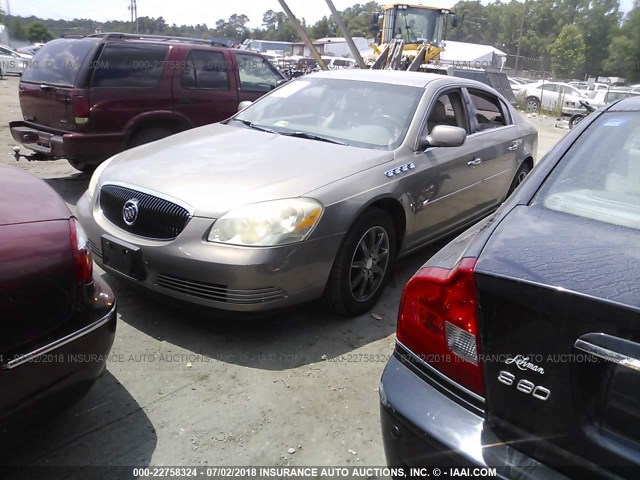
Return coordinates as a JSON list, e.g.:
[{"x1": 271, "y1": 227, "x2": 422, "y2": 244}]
[{"x1": 468, "y1": 90, "x2": 507, "y2": 131}]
